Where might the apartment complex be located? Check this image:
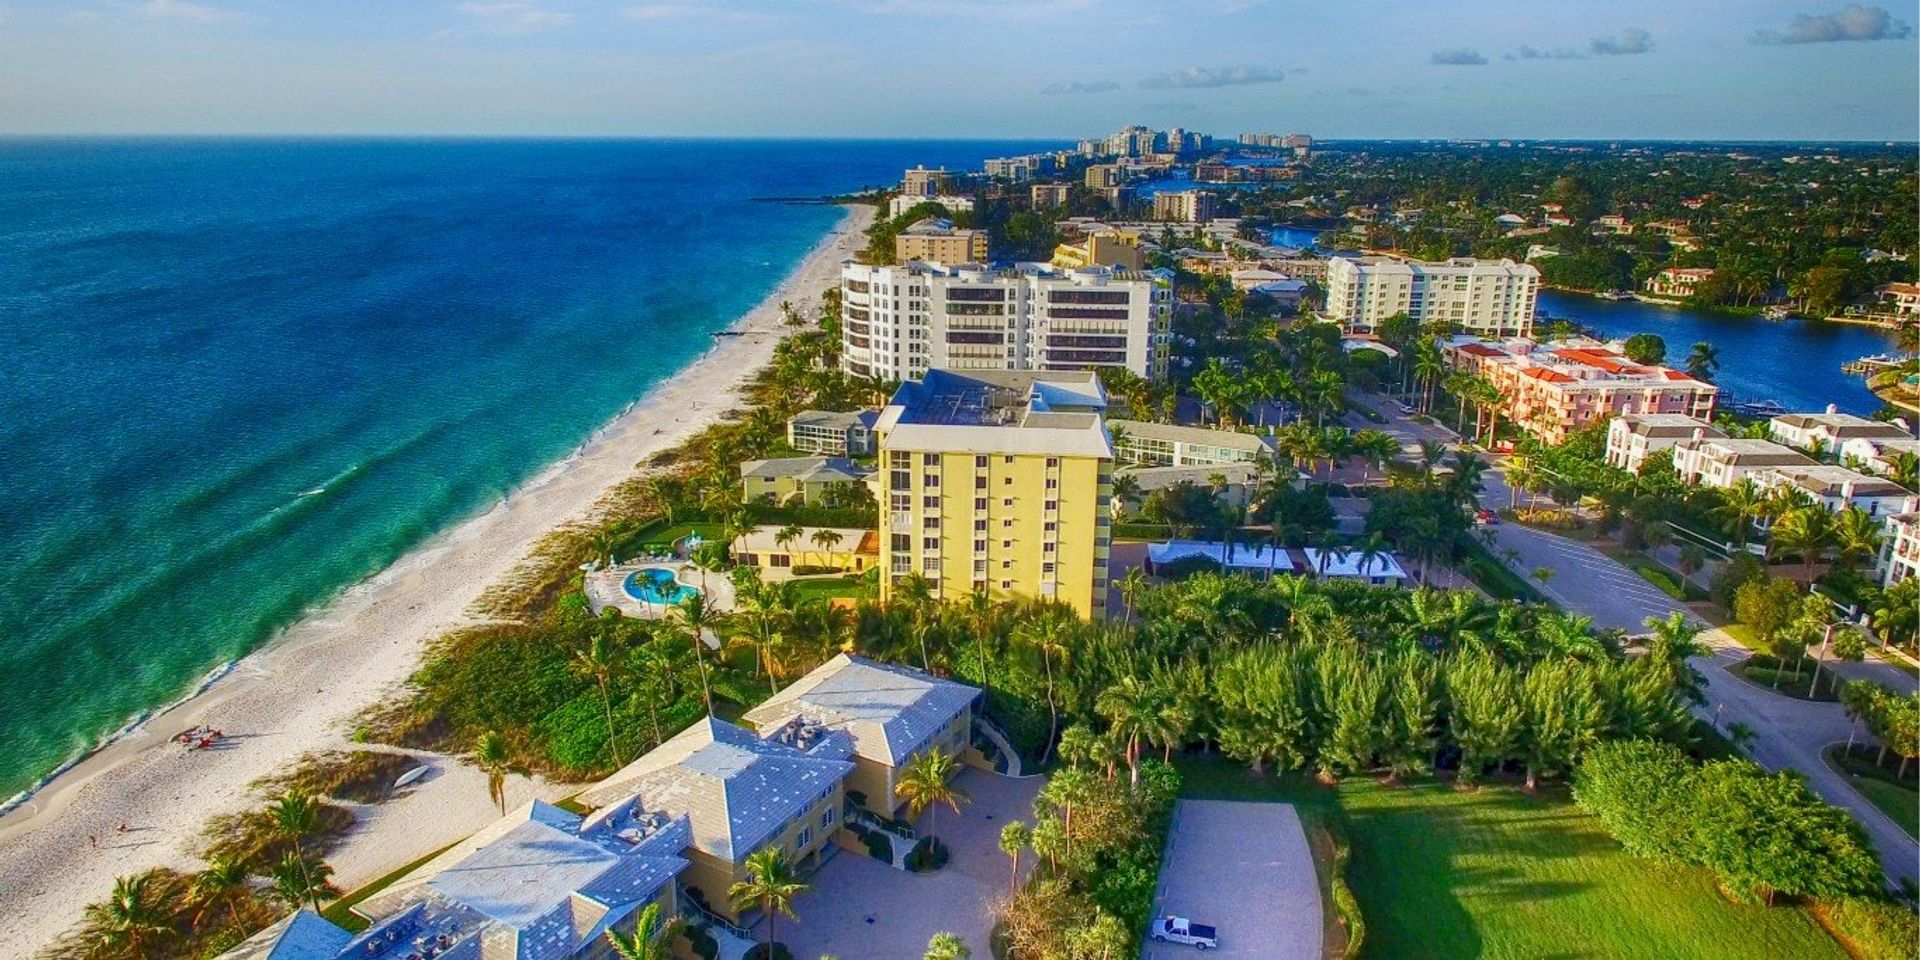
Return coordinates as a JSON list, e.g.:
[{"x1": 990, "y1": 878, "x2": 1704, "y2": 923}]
[
  {"x1": 222, "y1": 658, "x2": 983, "y2": 960},
  {"x1": 901, "y1": 165, "x2": 955, "y2": 198},
  {"x1": 874, "y1": 369, "x2": 1114, "y2": 618},
  {"x1": 745, "y1": 654, "x2": 980, "y2": 817},
  {"x1": 1603, "y1": 414, "x2": 1725, "y2": 473},
  {"x1": 840, "y1": 260, "x2": 1171, "y2": 382},
  {"x1": 1051, "y1": 230, "x2": 1146, "y2": 270},
  {"x1": 1670, "y1": 437, "x2": 1816, "y2": 488},
  {"x1": 739, "y1": 456, "x2": 873, "y2": 506},
  {"x1": 1031, "y1": 182, "x2": 1071, "y2": 208},
  {"x1": 1151, "y1": 189, "x2": 1216, "y2": 223},
  {"x1": 1108, "y1": 418, "x2": 1277, "y2": 467},
  {"x1": 224, "y1": 799, "x2": 691, "y2": 960},
  {"x1": 1443, "y1": 338, "x2": 1719, "y2": 445},
  {"x1": 1324, "y1": 256, "x2": 1541, "y2": 337},
  {"x1": 1085, "y1": 164, "x2": 1124, "y2": 189},
  {"x1": 787, "y1": 408, "x2": 878, "y2": 456},
  {"x1": 888, "y1": 193, "x2": 975, "y2": 219},
  {"x1": 894, "y1": 217, "x2": 989, "y2": 264}
]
